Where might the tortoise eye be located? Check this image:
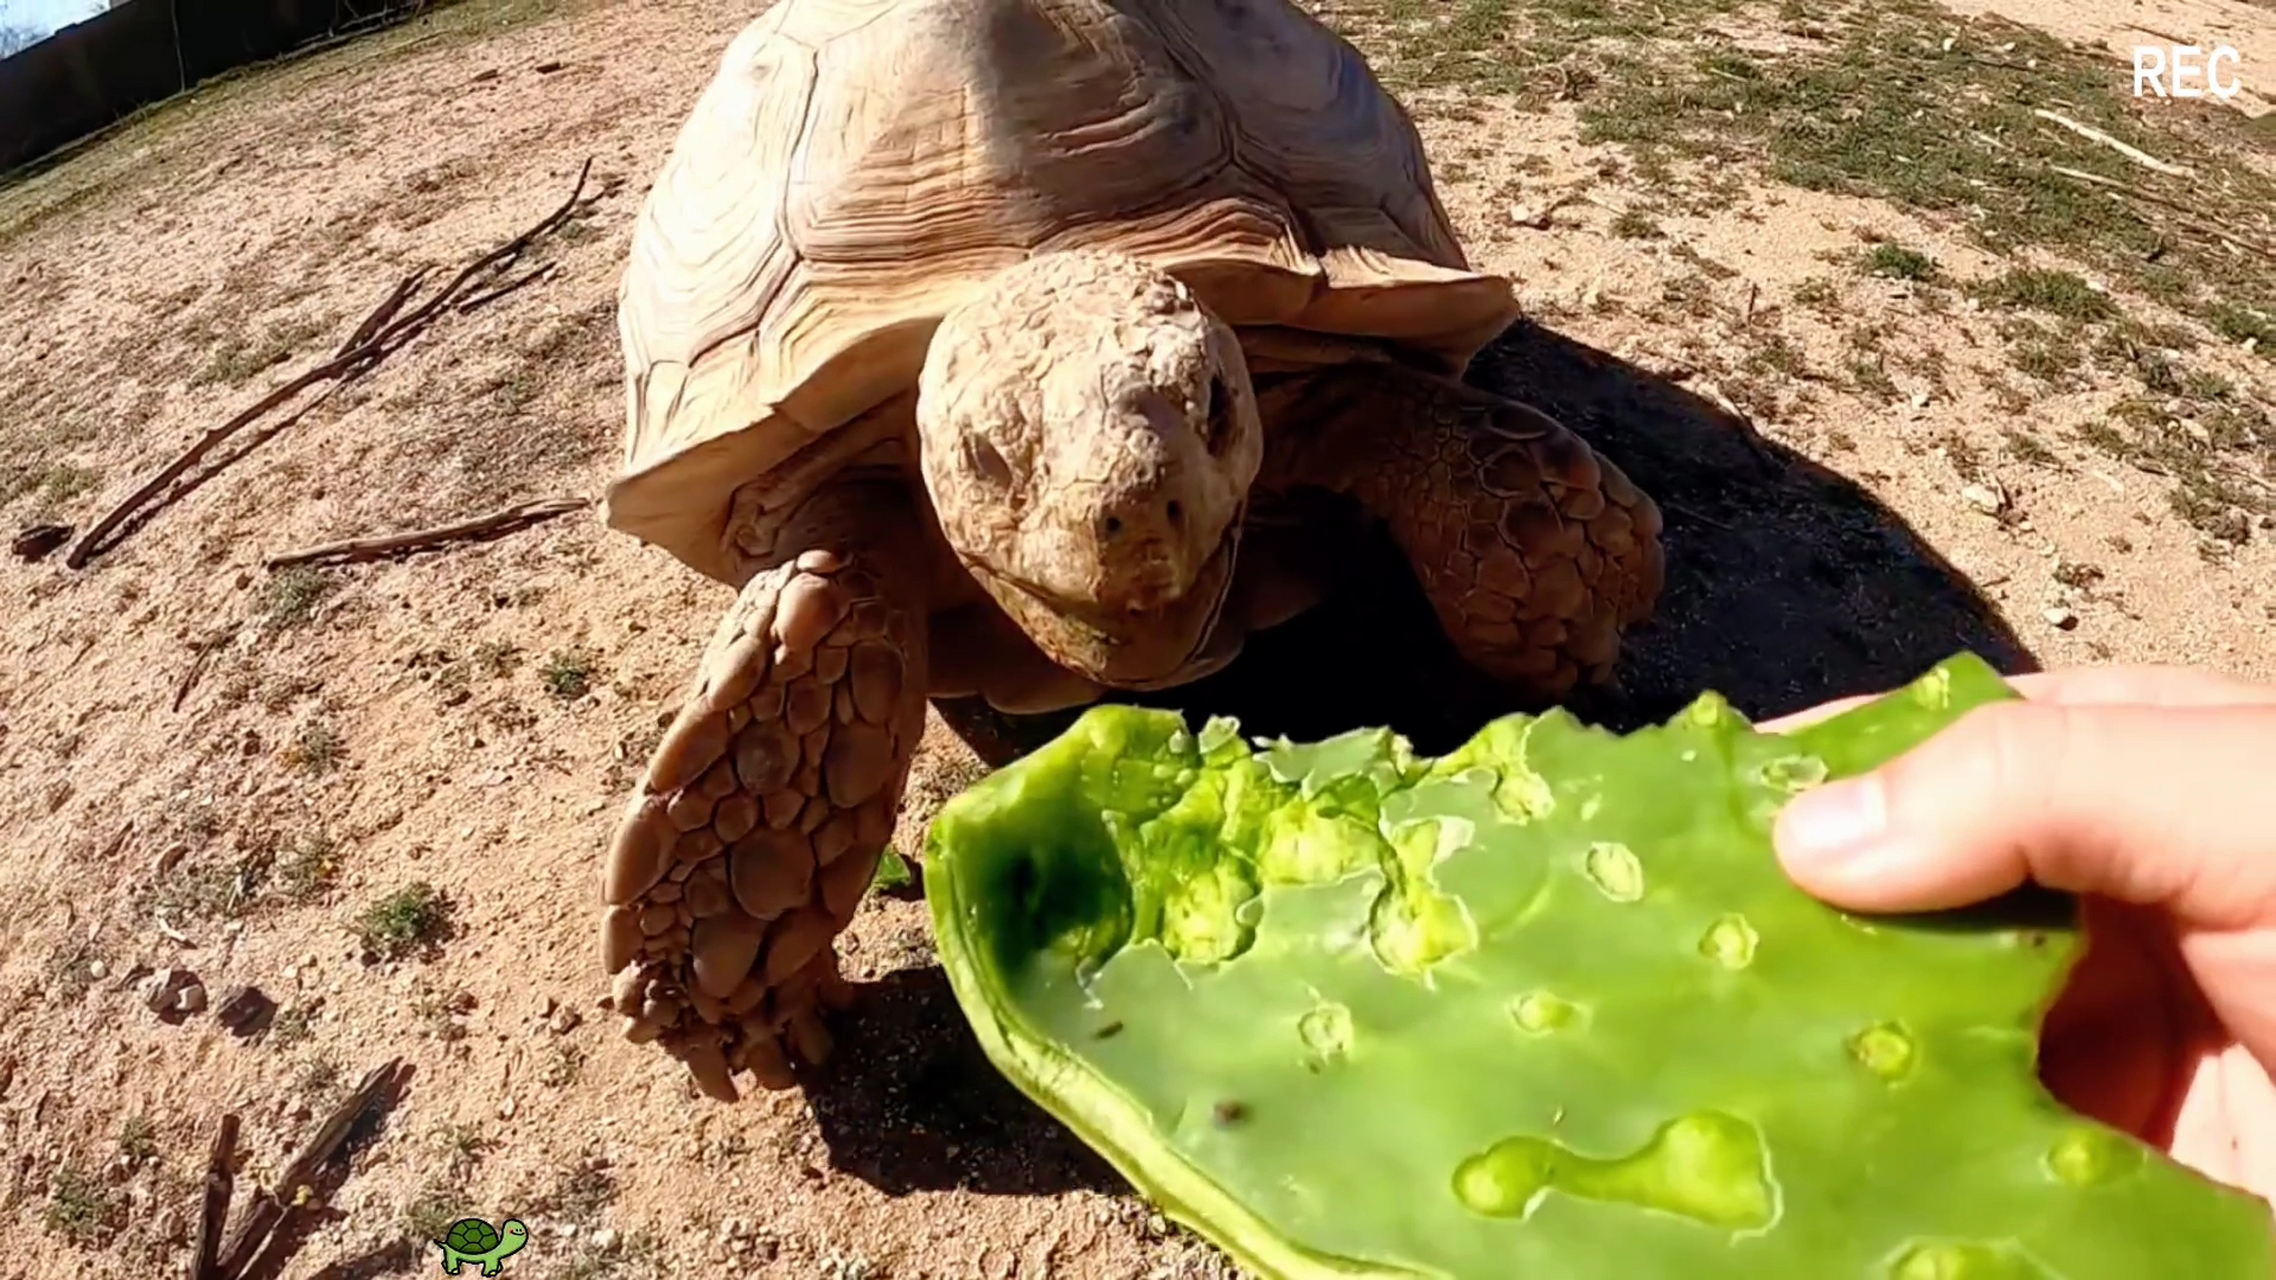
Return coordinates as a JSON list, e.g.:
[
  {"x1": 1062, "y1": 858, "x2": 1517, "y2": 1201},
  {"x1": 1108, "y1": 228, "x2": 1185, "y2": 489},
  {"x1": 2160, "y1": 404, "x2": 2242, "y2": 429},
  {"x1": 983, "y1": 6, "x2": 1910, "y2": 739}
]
[{"x1": 1201, "y1": 374, "x2": 1236, "y2": 456}]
